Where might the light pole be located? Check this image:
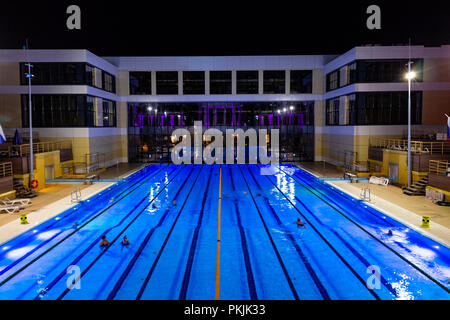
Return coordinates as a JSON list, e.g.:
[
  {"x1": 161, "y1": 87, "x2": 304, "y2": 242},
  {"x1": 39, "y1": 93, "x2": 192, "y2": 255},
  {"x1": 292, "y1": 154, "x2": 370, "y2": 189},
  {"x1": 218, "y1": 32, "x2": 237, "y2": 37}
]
[
  {"x1": 405, "y1": 64, "x2": 416, "y2": 188},
  {"x1": 24, "y1": 40, "x2": 34, "y2": 191}
]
